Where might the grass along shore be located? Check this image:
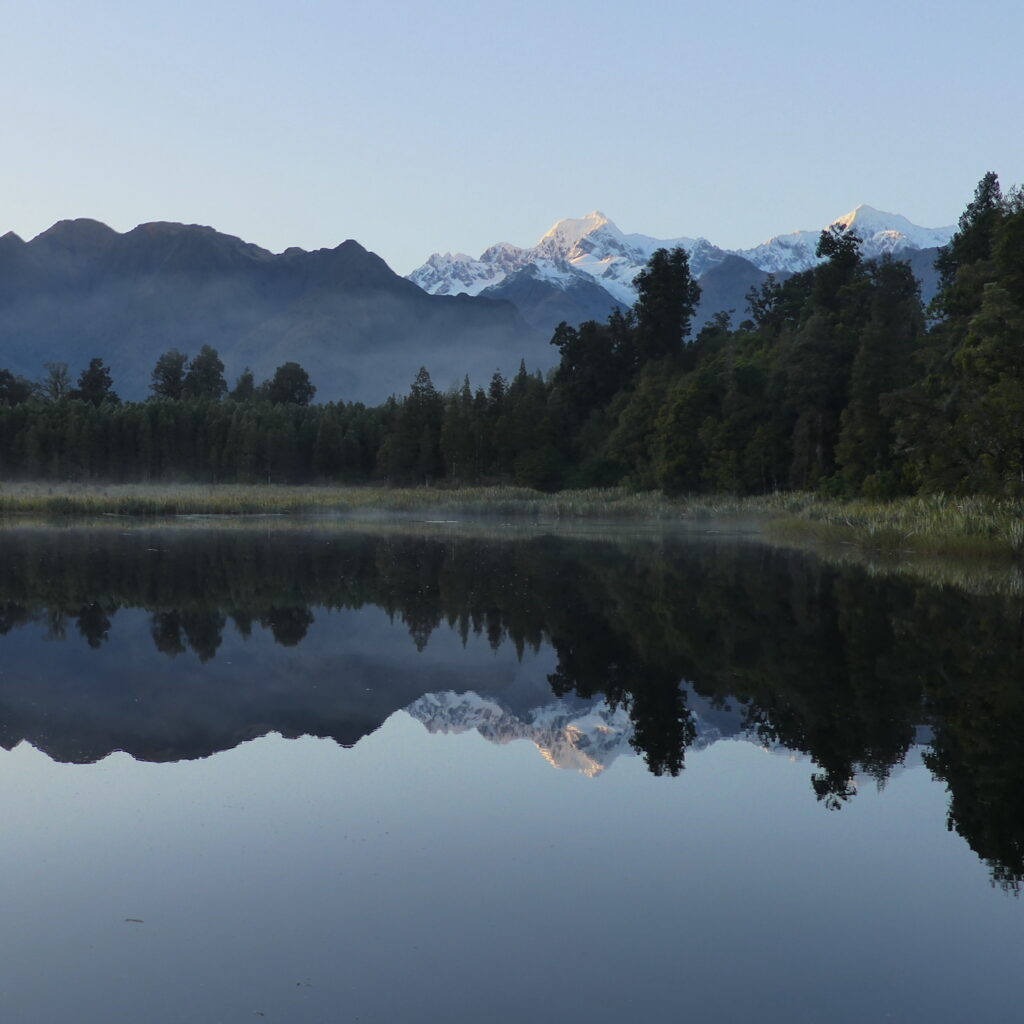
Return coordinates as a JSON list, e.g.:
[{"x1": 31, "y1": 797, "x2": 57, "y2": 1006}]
[
  {"x1": 1, "y1": 482, "x2": 1023, "y2": 561},
  {"x1": 0, "y1": 482, "x2": 689, "y2": 520}
]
